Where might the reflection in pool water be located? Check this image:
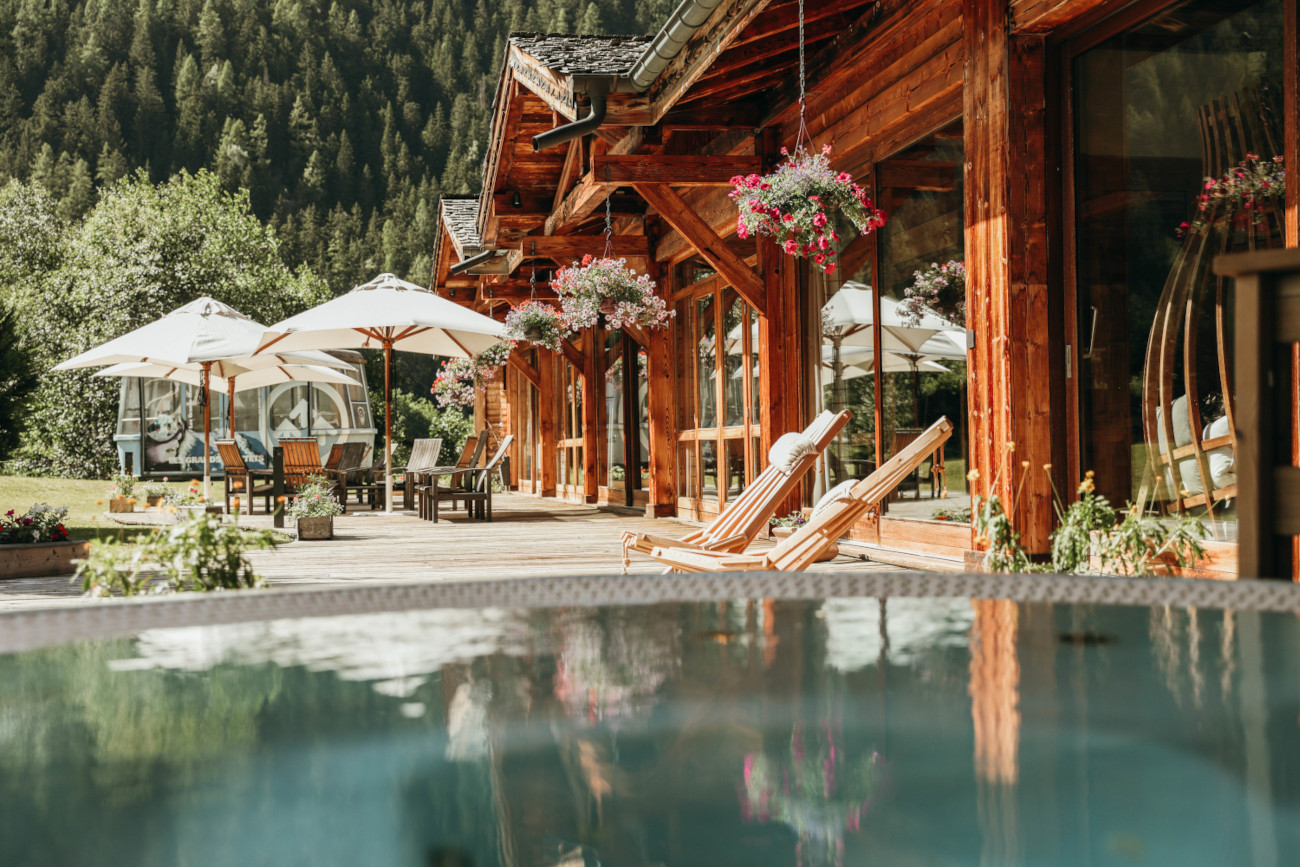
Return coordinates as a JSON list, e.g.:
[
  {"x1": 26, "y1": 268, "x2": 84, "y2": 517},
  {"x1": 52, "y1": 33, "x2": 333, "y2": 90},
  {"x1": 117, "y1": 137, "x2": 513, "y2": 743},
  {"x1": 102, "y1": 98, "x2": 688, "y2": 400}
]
[{"x1": 1, "y1": 597, "x2": 1298, "y2": 866}]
